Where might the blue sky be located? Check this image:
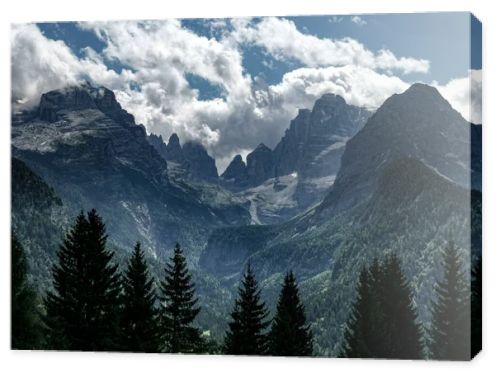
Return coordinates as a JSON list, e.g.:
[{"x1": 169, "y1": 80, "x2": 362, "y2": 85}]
[
  {"x1": 37, "y1": 13, "x2": 479, "y2": 90},
  {"x1": 13, "y1": 13, "x2": 481, "y2": 171}
]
